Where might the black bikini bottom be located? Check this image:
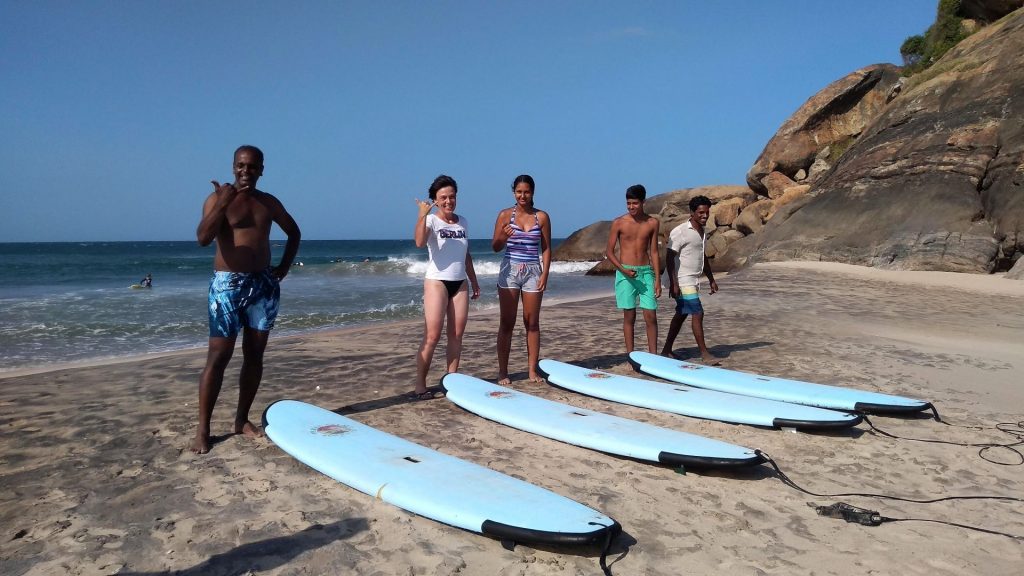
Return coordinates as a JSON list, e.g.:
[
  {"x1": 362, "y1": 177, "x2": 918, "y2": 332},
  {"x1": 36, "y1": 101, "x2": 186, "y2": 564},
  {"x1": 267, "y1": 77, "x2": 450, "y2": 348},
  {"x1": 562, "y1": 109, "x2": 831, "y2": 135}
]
[{"x1": 441, "y1": 279, "x2": 466, "y2": 299}]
